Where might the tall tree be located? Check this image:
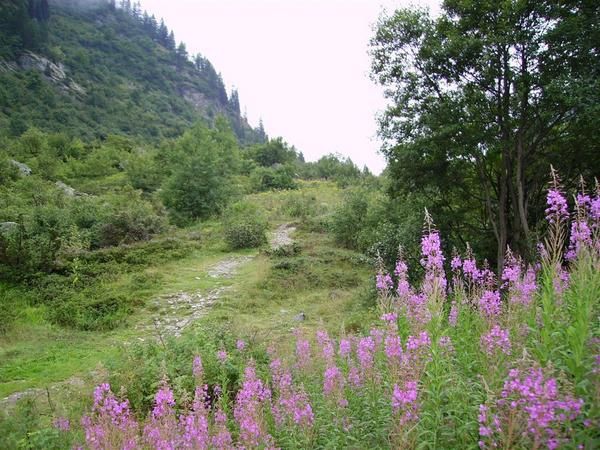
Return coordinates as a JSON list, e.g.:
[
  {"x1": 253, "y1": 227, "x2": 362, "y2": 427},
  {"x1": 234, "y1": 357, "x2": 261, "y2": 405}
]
[
  {"x1": 371, "y1": 0, "x2": 600, "y2": 269},
  {"x1": 229, "y1": 88, "x2": 240, "y2": 115}
]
